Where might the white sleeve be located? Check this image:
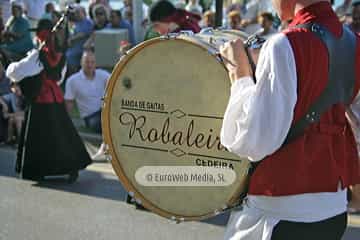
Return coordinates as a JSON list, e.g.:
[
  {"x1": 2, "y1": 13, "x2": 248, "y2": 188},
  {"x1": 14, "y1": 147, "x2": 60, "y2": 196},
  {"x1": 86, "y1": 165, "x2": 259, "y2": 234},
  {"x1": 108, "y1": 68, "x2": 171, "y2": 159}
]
[
  {"x1": 220, "y1": 33, "x2": 298, "y2": 162},
  {"x1": 6, "y1": 49, "x2": 44, "y2": 83}
]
